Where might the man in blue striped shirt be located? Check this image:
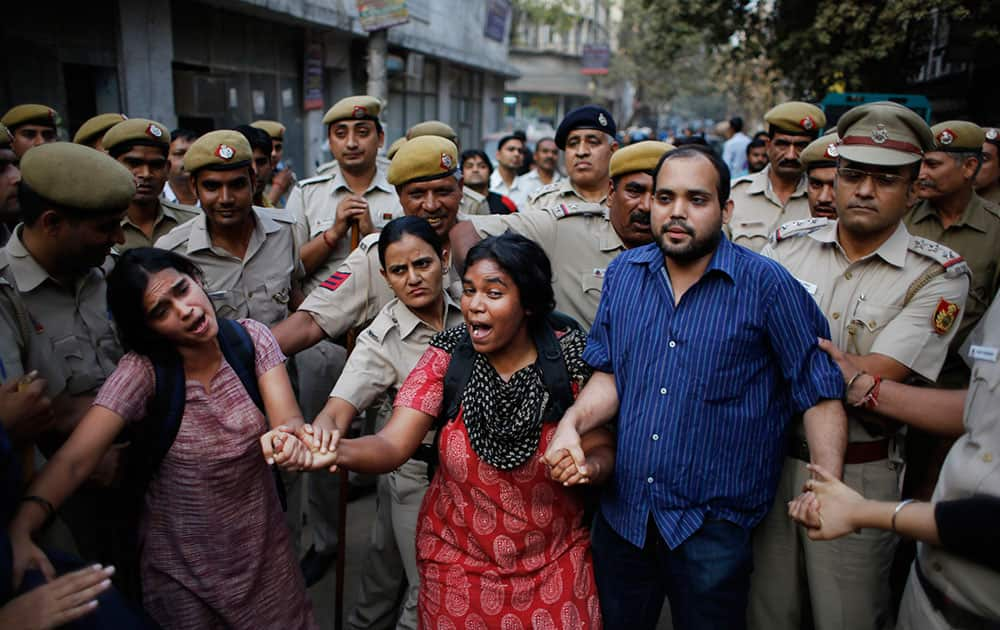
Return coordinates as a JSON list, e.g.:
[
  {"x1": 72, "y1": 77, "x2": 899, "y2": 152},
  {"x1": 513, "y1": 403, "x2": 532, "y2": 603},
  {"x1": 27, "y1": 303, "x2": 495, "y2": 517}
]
[{"x1": 544, "y1": 145, "x2": 847, "y2": 630}]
